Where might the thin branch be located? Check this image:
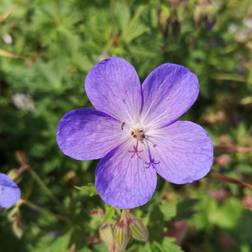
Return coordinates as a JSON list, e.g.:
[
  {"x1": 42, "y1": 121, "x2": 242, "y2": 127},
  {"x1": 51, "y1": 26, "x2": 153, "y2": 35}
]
[
  {"x1": 215, "y1": 145, "x2": 252, "y2": 154},
  {"x1": 211, "y1": 172, "x2": 252, "y2": 190},
  {"x1": 22, "y1": 200, "x2": 70, "y2": 223},
  {"x1": 15, "y1": 151, "x2": 62, "y2": 207}
]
